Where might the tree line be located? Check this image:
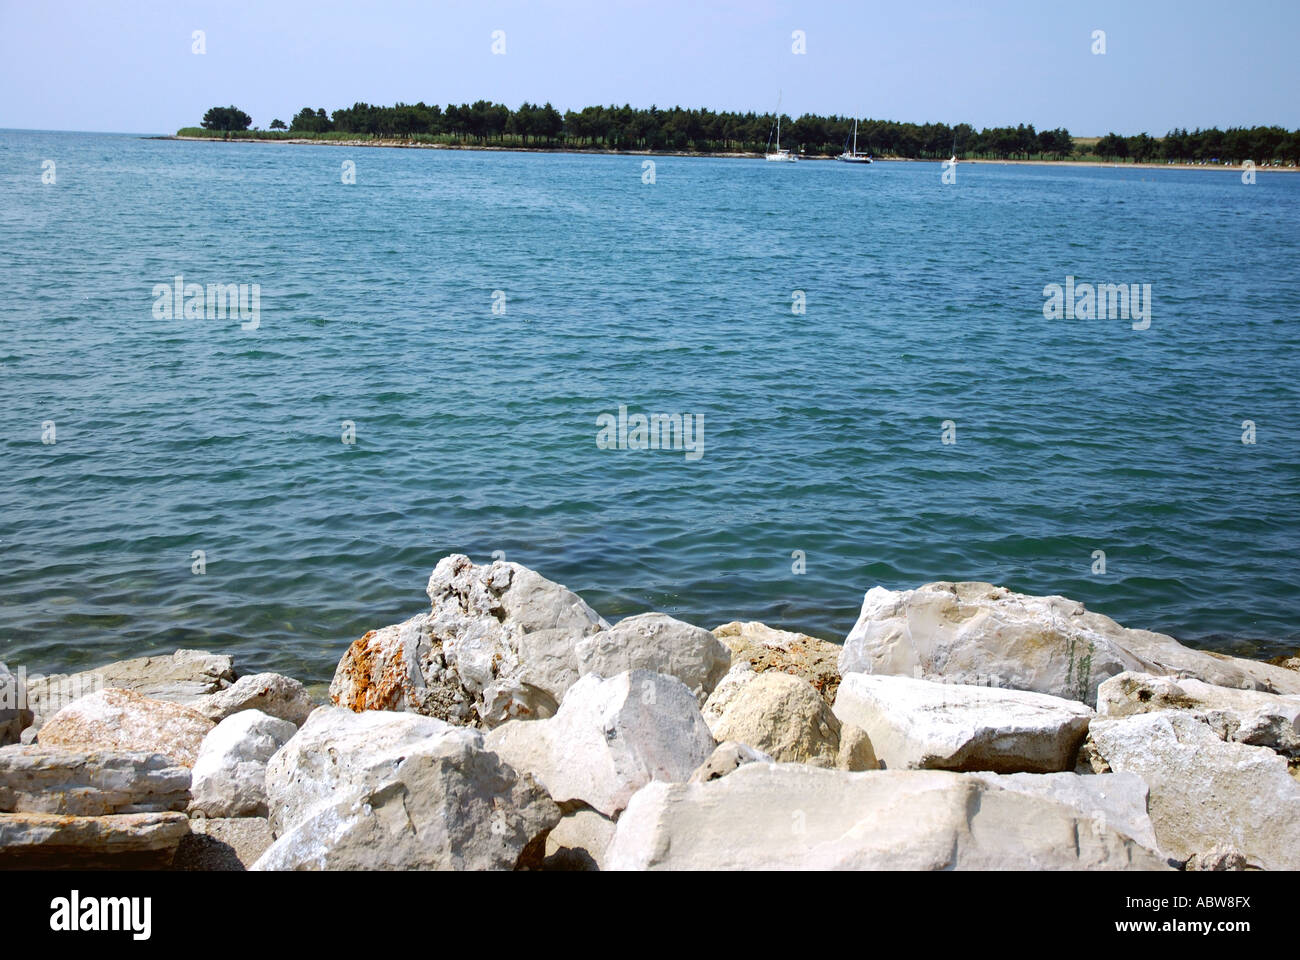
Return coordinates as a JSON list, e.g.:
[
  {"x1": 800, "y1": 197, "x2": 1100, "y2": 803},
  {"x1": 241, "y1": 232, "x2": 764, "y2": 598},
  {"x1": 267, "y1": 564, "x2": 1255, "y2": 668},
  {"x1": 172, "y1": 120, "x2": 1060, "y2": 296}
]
[{"x1": 197, "y1": 103, "x2": 1300, "y2": 163}]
